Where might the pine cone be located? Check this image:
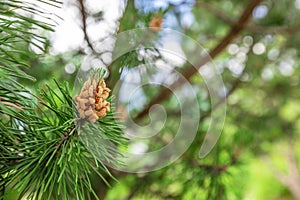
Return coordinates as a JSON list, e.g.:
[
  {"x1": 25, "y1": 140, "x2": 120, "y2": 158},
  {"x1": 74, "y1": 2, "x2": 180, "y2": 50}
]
[
  {"x1": 75, "y1": 78, "x2": 111, "y2": 123},
  {"x1": 149, "y1": 16, "x2": 162, "y2": 32}
]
